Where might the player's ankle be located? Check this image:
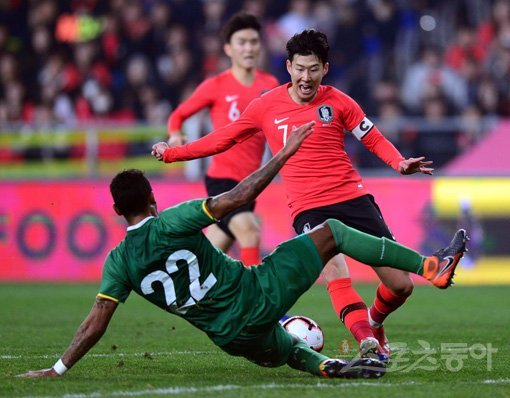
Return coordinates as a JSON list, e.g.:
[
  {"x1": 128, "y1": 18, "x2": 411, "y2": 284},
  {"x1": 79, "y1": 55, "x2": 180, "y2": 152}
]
[{"x1": 368, "y1": 310, "x2": 383, "y2": 328}]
